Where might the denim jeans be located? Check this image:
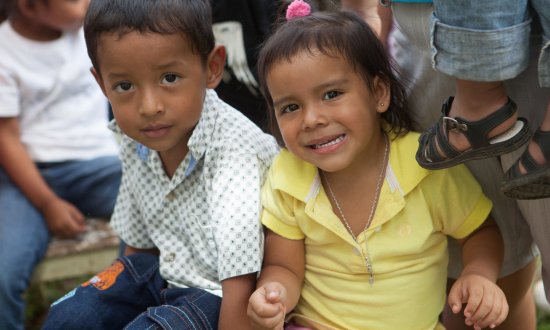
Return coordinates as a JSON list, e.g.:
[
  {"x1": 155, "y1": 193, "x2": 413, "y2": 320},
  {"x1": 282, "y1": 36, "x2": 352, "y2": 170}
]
[
  {"x1": 42, "y1": 253, "x2": 222, "y2": 330},
  {"x1": 431, "y1": 0, "x2": 550, "y2": 86},
  {"x1": 0, "y1": 156, "x2": 121, "y2": 330}
]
